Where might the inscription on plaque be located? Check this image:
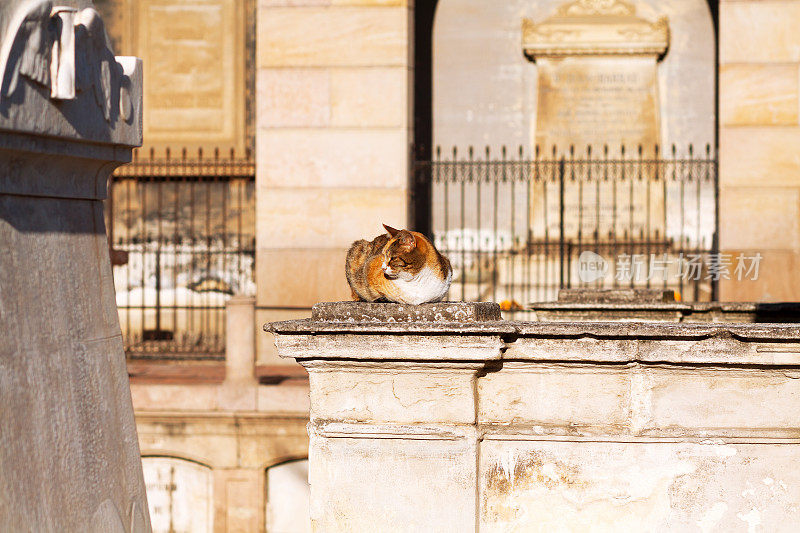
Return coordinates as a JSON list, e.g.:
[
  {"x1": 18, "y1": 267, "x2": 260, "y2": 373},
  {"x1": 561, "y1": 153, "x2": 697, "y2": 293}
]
[
  {"x1": 136, "y1": 0, "x2": 245, "y2": 154},
  {"x1": 536, "y1": 57, "x2": 659, "y2": 151}
]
